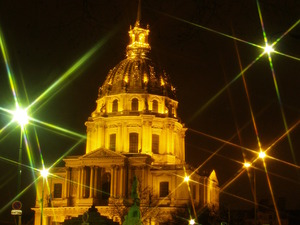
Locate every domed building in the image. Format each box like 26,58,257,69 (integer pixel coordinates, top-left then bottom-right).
32,11,219,225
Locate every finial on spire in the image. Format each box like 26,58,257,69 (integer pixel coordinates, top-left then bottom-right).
135,0,141,27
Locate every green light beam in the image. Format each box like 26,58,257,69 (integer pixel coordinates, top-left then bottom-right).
0,178,38,214
157,10,263,49
257,0,298,173
31,118,86,140
0,27,20,108
28,30,115,111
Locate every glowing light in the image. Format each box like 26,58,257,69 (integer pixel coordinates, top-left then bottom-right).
244,162,251,168
264,44,274,55
259,151,266,159
124,75,128,83
160,77,165,86
184,176,190,182
189,219,195,225
40,168,49,178
143,74,148,83
13,108,29,127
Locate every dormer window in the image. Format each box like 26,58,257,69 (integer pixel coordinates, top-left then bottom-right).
152,100,158,113
112,99,118,112
131,98,139,111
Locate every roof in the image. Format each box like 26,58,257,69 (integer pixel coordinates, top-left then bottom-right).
98,21,176,99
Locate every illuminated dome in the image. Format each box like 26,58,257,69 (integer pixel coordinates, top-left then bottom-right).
98,21,176,99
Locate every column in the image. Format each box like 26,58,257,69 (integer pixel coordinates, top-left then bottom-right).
110,165,115,197
80,167,85,198
119,166,124,198
65,167,70,199
93,166,98,198
113,166,118,197
76,167,81,198
89,166,94,198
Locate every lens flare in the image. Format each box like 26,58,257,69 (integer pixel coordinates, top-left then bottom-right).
40,168,49,178
13,107,29,127
263,43,274,55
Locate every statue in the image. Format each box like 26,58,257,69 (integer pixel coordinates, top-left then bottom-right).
123,176,143,225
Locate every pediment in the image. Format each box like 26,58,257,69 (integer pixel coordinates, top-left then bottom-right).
80,148,126,159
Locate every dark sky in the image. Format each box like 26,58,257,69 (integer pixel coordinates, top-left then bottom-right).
0,0,299,223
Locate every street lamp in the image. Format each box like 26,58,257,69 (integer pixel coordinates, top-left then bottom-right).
189,218,195,224
40,168,49,225
12,107,29,191
13,108,29,127
258,151,266,159
263,43,274,55
11,107,29,225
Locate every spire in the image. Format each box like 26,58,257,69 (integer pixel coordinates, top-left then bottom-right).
135,0,141,27
126,0,150,58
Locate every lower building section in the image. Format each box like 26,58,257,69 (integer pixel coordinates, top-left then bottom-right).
32,149,219,225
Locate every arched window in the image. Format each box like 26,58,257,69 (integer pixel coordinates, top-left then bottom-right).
152,134,159,154
152,100,158,113
131,98,139,111
112,99,118,112
110,134,116,151
129,133,138,153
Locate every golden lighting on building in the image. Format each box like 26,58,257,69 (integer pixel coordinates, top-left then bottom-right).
143,74,148,83
124,74,128,83
160,77,165,86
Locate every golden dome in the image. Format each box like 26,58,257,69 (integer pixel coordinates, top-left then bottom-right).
98,22,176,99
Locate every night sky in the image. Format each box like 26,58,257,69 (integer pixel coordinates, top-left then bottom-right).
0,0,299,223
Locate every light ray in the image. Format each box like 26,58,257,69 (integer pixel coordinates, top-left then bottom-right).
187,52,264,124
28,31,115,111
273,50,300,61
31,118,86,140
271,19,300,50
261,158,282,225
232,31,263,156
256,0,298,174
0,27,19,107
157,10,263,49
189,128,257,154
50,138,85,168
265,119,300,152
0,178,38,214
184,166,197,222
188,101,274,179
158,8,299,61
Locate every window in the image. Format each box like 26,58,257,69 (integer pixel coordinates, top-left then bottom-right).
152,100,158,113
112,99,118,112
131,98,139,111
129,133,138,153
53,183,62,198
110,134,116,151
152,134,159,154
159,182,169,197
